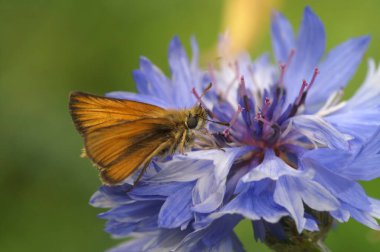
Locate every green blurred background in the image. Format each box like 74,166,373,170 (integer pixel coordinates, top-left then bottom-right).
1,0,380,251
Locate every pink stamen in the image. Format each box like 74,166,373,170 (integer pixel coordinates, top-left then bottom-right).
223,105,242,138
286,49,296,67
229,105,242,128
295,80,308,105
278,49,296,87
239,76,251,113
256,112,262,120
263,97,271,115
306,68,319,91
239,76,247,96
279,64,286,86
255,112,272,125
265,97,271,106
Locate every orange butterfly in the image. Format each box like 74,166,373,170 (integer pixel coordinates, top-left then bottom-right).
69,88,223,185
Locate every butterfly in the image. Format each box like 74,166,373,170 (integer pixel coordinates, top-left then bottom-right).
69,85,226,186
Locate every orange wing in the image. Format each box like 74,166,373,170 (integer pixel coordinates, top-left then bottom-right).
88,119,175,184
69,92,176,184
69,91,165,134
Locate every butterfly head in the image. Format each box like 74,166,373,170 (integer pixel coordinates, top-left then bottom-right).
186,105,208,130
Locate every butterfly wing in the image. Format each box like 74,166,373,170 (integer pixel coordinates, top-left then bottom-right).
69,92,178,184
88,118,176,184
69,91,165,134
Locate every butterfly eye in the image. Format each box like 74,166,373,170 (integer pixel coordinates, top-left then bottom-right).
187,115,199,129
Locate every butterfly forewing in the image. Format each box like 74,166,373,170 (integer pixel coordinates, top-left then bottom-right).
69,92,165,134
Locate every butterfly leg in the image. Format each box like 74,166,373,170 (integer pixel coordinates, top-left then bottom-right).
179,130,188,155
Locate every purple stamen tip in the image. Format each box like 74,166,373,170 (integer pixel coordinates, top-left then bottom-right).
265,97,271,106
307,67,320,91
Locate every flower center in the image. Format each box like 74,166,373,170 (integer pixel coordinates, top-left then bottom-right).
209,54,321,169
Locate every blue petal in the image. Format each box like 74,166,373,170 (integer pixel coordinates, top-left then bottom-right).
271,11,296,63
128,181,190,201
168,36,196,108
222,180,288,223
147,155,212,183
137,57,173,100
106,91,172,108
348,204,380,230
369,198,380,219
220,232,246,252
105,216,158,237
274,176,306,232
291,115,351,150
331,208,350,223
158,183,193,228
345,129,380,180
274,176,339,232
201,215,242,248
107,234,153,252
346,59,380,108
304,154,372,211
307,36,370,109
285,7,325,103
293,177,339,212
326,108,380,143
304,215,319,232
242,149,302,182
249,54,277,92
317,129,380,181
175,215,242,251
99,200,162,222
191,147,252,213
89,185,132,208
112,229,190,252
190,36,199,71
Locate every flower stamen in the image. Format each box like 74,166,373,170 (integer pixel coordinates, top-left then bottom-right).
279,49,296,86
306,68,320,92
223,105,242,138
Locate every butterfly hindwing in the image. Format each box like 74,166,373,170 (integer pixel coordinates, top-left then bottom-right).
87,118,176,184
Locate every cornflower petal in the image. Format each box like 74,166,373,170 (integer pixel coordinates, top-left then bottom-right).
221,179,288,223
158,183,193,228
290,114,351,149
307,36,370,109
242,149,302,182
285,6,325,103
271,11,295,63
190,147,252,213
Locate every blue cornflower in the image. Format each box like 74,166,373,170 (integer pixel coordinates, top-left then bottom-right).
91,6,380,251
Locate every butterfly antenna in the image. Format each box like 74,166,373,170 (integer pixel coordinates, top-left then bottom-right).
200,82,212,98
205,118,230,126
192,83,215,118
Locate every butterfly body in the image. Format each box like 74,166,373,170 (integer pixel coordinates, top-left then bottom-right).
69,92,207,185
